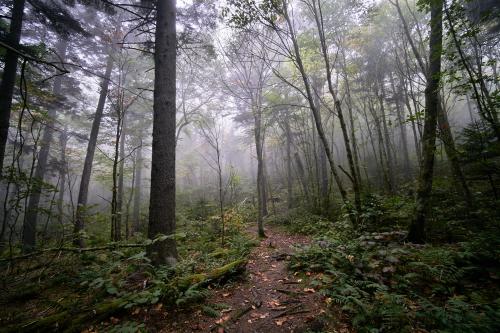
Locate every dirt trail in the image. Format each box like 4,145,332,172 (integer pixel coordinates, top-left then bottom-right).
156,226,333,333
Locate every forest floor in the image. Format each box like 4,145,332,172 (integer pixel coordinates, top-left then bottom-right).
142,226,348,333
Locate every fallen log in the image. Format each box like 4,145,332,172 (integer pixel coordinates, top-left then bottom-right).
175,259,247,290
5,259,248,333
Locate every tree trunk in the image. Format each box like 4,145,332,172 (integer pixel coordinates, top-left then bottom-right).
57,128,68,226
389,72,411,176
437,102,473,208
74,53,114,247
132,139,142,233
22,39,67,252
284,117,293,209
280,1,350,217
408,0,443,243
378,79,397,190
254,111,266,237
147,0,178,266
0,0,25,178
294,152,310,203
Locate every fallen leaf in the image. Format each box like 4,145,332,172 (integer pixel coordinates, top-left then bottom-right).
215,315,230,324
276,319,286,326
259,312,269,319
222,293,231,297
304,287,315,293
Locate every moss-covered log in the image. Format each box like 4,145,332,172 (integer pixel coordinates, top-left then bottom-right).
3,259,247,333
175,259,247,290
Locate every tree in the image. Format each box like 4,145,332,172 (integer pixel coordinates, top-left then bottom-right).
0,0,26,178
73,51,114,247
407,0,443,243
147,0,178,266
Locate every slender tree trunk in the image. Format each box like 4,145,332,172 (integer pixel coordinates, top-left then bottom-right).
437,102,473,207
408,0,443,243
284,117,293,209
57,128,68,226
310,0,361,216
254,111,266,237
111,111,124,242
74,53,114,247
280,1,350,216
132,139,142,233
0,0,25,178
378,79,397,190
389,72,411,176
294,152,310,203
147,0,178,265
342,49,363,188
22,39,67,252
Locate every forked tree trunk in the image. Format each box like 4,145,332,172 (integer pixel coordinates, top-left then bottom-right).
408,0,443,243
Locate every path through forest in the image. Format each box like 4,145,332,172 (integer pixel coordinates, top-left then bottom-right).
154,226,345,332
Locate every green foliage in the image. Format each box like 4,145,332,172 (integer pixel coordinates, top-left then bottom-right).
289,226,500,332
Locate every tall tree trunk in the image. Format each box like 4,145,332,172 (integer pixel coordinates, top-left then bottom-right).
117,121,125,240
408,0,443,243
0,0,25,177
254,110,266,237
312,78,329,211
74,53,114,247
280,1,350,217
132,139,142,233
111,112,124,242
22,39,67,252
377,79,397,190
57,128,68,226
147,0,178,265
341,49,363,188
311,0,361,217
284,117,293,209
389,72,411,176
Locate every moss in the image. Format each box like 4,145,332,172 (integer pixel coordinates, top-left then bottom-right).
175,259,247,291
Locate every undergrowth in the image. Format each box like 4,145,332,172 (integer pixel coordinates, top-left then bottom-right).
272,189,500,333
0,204,257,332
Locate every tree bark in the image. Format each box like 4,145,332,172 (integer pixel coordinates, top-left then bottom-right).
147,0,178,265
0,0,25,177
408,0,443,243
74,53,114,247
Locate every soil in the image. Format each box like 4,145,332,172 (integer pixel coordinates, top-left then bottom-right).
141,226,349,333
